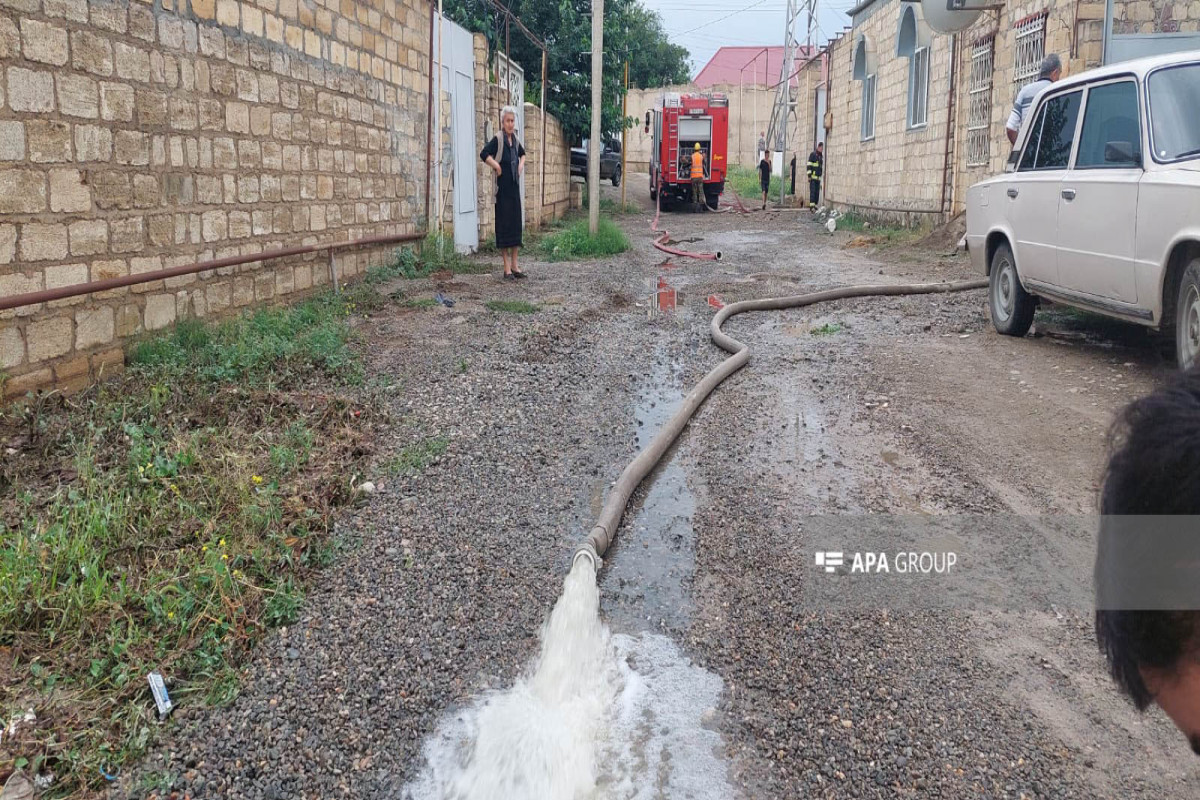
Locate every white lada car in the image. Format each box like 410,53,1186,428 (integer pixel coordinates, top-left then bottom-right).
965,52,1200,368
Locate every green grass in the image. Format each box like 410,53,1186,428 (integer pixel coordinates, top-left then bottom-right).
485,300,540,314
384,436,449,476
0,282,392,796
536,217,629,261
384,233,491,280
810,322,844,336
726,163,786,203
833,211,912,242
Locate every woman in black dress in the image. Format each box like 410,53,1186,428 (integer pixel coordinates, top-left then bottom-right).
480,106,527,280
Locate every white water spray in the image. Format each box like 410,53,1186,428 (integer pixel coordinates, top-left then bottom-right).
406,560,735,800
407,559,619,800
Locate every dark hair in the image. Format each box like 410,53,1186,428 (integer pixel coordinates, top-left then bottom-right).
1096,367,1200,709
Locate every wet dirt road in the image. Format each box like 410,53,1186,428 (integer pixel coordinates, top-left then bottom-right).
119,174,1199,799
591,175,1198,798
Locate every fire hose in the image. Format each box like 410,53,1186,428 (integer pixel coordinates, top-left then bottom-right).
572,210,988,567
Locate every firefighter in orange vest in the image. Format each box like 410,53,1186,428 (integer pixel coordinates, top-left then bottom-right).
690,142,706,212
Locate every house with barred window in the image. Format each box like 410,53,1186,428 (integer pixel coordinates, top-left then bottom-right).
814,0,1199,222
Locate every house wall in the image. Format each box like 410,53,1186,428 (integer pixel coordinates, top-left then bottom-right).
950,0,1105,215
821,0,1116,223
0,0,431,399
824,0,957,222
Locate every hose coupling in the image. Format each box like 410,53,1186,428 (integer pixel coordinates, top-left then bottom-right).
572,542,602,572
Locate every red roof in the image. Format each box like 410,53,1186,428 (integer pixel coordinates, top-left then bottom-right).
694,46,827,88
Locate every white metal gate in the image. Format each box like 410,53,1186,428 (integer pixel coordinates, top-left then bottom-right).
495,53,525,224
435,16,478,253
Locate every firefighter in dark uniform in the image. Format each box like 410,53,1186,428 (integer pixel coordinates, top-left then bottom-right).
806,142,824,210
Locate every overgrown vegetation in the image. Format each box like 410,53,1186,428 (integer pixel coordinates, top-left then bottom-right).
485,300,541,314
726,163,787,203
386,233,491,281
0,277,404,795
536,217,629,261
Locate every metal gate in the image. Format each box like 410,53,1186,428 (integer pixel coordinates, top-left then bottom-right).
435,16,478,253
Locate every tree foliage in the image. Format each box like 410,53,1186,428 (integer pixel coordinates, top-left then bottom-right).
442,0,691,141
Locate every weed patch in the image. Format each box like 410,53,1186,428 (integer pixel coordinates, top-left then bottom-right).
485,300,540,314
384,436,449,477
536,217,629,261
810,322,844,336
0,287,385,796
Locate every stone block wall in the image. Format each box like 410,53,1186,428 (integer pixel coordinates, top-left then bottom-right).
0,0,431,399
823,0,956,221
520,102,571,227
1113,0,1200,33
817,0,1116,223
950,0,1104,215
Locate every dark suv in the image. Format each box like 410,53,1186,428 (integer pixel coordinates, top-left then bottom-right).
570,139,622,186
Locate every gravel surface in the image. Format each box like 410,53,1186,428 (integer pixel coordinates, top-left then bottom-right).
113,176,1200,799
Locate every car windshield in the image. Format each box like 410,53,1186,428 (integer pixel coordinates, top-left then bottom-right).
1148,63,1200,161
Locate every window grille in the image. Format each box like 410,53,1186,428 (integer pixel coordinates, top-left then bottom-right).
967,37,994,166
1013,13,1047,84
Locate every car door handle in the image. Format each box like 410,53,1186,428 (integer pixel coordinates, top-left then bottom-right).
1006,188,1019,198
1061,188,1076,201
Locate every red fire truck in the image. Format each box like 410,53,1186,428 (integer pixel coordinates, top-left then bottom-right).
646,93,729,210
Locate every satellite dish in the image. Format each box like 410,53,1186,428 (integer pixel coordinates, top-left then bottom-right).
921,0,984,33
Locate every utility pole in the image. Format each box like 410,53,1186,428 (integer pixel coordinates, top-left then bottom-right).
588,0,604,236
620,60,628,210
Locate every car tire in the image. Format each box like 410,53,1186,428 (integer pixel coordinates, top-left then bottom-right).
989,241,1035,337
705,191,719,210
1174,258,1200,370
612,166,622,187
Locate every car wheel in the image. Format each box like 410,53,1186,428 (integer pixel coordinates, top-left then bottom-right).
1174,258,1200,370
612,166,622,187
989,242,1035,337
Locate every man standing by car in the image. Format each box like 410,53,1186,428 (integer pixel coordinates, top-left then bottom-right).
1006,54,1063,145
806,142,824,210
691,143,706,212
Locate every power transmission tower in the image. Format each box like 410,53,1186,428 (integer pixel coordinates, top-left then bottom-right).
764,0,814,205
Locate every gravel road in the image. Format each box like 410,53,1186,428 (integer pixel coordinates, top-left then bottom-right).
114,175,1200,799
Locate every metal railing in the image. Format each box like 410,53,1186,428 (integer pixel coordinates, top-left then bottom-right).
0,231,425,313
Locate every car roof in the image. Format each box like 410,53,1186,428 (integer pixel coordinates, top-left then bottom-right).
1055,49,1200,88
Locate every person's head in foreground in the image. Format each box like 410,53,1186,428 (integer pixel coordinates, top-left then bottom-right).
1096,367,1200,756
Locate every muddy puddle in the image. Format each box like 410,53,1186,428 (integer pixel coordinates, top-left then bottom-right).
599,355,697,633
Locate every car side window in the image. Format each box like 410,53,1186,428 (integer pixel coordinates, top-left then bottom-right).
1075,81,1141,168
1033,90,1083,170
1017,103,1047,172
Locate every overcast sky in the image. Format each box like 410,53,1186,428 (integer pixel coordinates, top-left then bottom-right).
640,0,862,75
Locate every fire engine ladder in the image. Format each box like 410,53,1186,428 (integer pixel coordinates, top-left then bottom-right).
666,117,678,182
